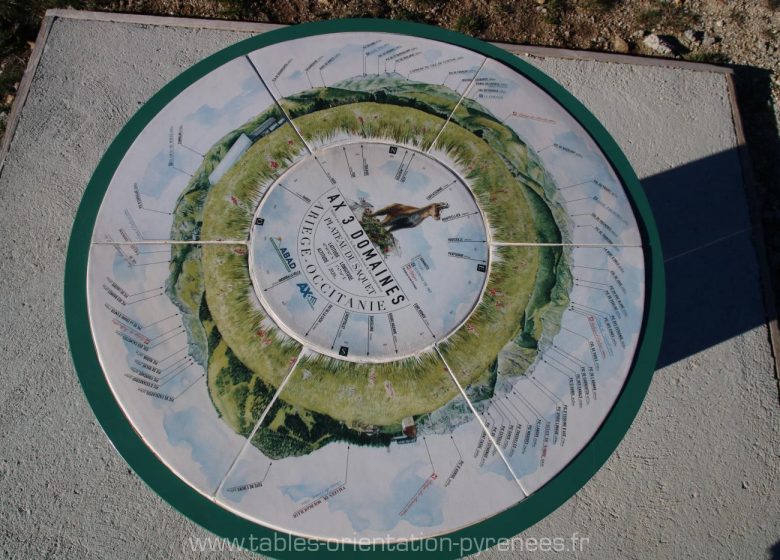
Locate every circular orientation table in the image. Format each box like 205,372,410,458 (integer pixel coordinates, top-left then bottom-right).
65,19,663,555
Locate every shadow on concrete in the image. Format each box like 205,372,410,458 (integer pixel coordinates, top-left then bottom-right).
769,539,780,560
644,63,779,370
643,146,774,369
730,63,780,315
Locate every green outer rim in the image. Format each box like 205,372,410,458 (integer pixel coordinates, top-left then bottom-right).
64,18,665,559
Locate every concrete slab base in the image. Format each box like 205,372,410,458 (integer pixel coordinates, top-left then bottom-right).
0,11,777,559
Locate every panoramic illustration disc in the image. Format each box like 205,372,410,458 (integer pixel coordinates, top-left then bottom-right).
67,20,662,551
248,142,489,361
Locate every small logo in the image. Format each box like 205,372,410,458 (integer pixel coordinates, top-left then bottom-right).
270,237,296,272
297,283,317,308
339,346,349,357
477,263,487,273
388,146,398,154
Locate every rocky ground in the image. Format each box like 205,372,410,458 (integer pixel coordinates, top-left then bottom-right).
1,0,778,313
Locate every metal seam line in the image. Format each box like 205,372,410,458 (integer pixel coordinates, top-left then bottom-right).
212,346,308,498
426,57,487,154
245,54,314,155
434,344,530,497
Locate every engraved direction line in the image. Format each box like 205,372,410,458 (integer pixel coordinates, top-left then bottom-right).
157,346,188,364
149,329,186,349
501,111,556,125
489,399,511,424
127,286,164,298
546,343,588,368
569,307,596,321
157,362,194,389
157,364,193,386
171,165,193,177
331,311,350,350
149,325,182,342
494,398,522,425
314,156,339,186
426,179,458,200
564,196,595,204
447,252,487,264
360,145,369,176
225,462,272,494
557,180,592,191
160,357,194,378
434,345,528,496
560,325,590,341
138,249,171,255
214,348,306,497
128,260,170,268
572,264,608,271
576,283,608,294
542,358,575,380
574,279,610,288
263,270,302,291
484,403,506,426
342,147,356,178
450,435,462,460
388,314,399,354
279,182,312,204
414,304,436,338
543,353,578,375
262,462,273,484
528,375,564,406
422,437,435,475
395,152,415,182
179,142,205,158
570,301,610,319
304,59,317,88
125,292,165,305
305,303,333,337
344,446,351,485
441,210,480,223
138,207,172,216
503,395,531,424
366,316,372,357
174,373,205,399
395,150,408,172
161,354,190,373
512,389,543,419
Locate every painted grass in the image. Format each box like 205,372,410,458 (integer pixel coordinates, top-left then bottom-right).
281,352,455,427
433,121,540,242
197,103,564,427
173,82,571,446
293,101,440,150
200,125,306,241
201,245,301,430
439,246,539,384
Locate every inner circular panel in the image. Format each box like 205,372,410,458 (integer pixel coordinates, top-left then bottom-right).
249,142,490,362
